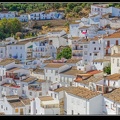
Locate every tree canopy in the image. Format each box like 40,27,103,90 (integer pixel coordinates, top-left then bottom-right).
57,46,72,59
0,18,22,40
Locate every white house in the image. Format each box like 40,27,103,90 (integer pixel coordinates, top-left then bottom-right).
92,59,110,71
6,40,32,63
69,23,80,37
19,14,29,22
111,45,120,74
0,43,6,59
0,11,18,20
64,86,103,115
47,30,66,37
31,96,60,115
59,66,85,87
44,63,71,83
103,88,120,115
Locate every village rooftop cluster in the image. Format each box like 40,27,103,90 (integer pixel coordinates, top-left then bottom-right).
0,3,120,115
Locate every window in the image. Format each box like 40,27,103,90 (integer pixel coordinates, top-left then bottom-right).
22,84,24,87
78,113,80,115
84,45,87,48
98,86,102,91
94,53,97,56
39,92,42,96
16,47,17,49
113,59,114,63
99,47,101,50
49,77,51,80
55,94,57,98
30,92,32,96
117,59,119,67
56,78,58,81
101,63,102,65
6,107,7,110
84,51,87,55
1,105,3,109
51,93,53,97
29,109,31,113
46,69,47,73
90,53,92,56
93,42,95,44
15,108,18,113
22,90,25,94
10,47,12,49
72,110,74,115
94,47,96,50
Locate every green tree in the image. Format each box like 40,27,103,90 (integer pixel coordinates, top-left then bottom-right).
103,65,111,74
67,3,76,10
73,6,82,13
57,46,72,59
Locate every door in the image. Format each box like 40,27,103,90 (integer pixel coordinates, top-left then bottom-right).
116,40,118,45
107,41,110,47
20,108,23,115
106,50,108,55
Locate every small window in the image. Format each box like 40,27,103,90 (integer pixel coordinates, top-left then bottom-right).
1,105,3,109
55,94,57,98
16,47,17,49
94,47,96,50
113,59,114,63
99,47,101,50
22,84,24,87
15,108,18,113
6,107,7,110
30,92,32,96
101,63,102,65
51,93,53,97
90,53,92,56
93,42,95,44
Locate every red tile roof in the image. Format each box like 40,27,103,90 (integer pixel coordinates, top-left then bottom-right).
87,70,102,75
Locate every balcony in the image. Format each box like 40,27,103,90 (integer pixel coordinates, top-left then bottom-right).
28,86,42,91
33,50,45,52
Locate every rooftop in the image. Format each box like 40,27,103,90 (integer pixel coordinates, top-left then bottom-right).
86,70,103,75
75,76,103,85
6,95,19,99
106,73,120,81
93,59,110,63
33,68,44,74
39,96,54,101
60,67,85,76
6,67,20,73
45,63,66,68
111,53,120,57
20,98,30,105
103,88,120,104
22,77,37,83
8,99,25,108
0,58,15,66
1,83,20,88
36,79,46,83
65,86,100,99
65,59,82,63
54,87,67,92
103,31,120,39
